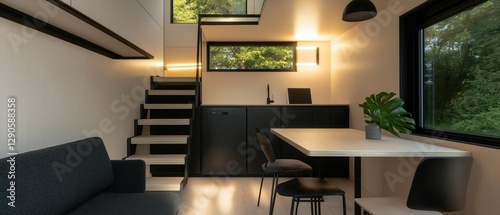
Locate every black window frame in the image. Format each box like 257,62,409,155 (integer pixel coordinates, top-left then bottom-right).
207,41,297,72
400,0,500,148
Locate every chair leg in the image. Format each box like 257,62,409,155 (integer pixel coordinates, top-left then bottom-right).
269,174,279,215
257,173,264,206
310,197,314,215
315,197,320,215
318,197,321,215
295,197,300,215
290,197,296,215
341,194,346,215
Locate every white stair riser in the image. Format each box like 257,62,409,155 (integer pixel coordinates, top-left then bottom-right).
146,177,184,191
137,119,190,125
131,135,189,144
149,90,195,96
144,104,192,110
125,154,186,165
153,77,196,83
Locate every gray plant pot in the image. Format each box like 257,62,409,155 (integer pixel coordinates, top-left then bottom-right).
365,124,381,140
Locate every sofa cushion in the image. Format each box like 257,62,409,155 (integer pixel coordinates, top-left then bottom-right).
66,192,180,215
0,137,113,215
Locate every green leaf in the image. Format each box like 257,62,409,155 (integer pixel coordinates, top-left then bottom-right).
358,91,416,137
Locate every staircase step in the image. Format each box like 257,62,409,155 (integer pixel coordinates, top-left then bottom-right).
125,154,186,165
137,119,190,125
153,77,197,83
149,90,195,96
144,104,192,110
131,135,189,144
146,177,184,191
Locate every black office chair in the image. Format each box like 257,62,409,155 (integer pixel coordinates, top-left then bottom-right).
276,178,346,215
407,156,473,212
255,127,313,215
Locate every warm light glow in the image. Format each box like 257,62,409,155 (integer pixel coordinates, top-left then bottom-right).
166,67,201,71
297,46,318,50
296,62,318,66
217,185,235,213
197,180,236,213
165,63,201,71
151,61,164,67
294,3,319,40
295,28,319,41
296,47,319,66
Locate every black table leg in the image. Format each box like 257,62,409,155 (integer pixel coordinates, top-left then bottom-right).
355,157,361,215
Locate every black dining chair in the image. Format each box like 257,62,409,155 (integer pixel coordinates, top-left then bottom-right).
276,177,346,215
356,156,473,215
255,127,313,215
407,156,473,212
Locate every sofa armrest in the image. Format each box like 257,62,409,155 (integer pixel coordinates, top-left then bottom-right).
108,160,146,193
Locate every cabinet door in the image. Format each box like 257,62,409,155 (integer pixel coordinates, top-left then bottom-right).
281,106,312,128
283,106,350,177
312,106,350,128
280,106,316,174
201,107,246,176
330,106,350,128
247,106,282,175
312,107,332,128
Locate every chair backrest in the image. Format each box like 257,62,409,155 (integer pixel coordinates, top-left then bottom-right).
255,127,276,163
407,156,473,212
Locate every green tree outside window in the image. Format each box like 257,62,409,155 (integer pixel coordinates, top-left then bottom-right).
172,0,246,23
422,0,500,137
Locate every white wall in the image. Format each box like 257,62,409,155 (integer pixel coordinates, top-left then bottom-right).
331,0,500,214
163,0,199,77
202,41,333,105
0,0,164,159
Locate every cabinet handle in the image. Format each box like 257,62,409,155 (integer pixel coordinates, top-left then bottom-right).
211,111,231,115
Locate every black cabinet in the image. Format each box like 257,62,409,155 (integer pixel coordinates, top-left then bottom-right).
281,106,350,177
199,105,350,177
246,107,282,175
282,106,312,128
313,106,350,128
201,107,247,175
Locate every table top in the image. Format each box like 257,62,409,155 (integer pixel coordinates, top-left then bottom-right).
271,128,471,157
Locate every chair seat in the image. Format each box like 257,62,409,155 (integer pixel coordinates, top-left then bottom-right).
355,197,442,215
277,178,345,197
262,159,312,174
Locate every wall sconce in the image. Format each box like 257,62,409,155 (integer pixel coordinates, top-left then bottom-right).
165,63,201,71
296,46,319,66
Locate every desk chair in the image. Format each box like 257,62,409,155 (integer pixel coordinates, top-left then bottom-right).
356,156,473,215
255,127,313,215
276,178,346,215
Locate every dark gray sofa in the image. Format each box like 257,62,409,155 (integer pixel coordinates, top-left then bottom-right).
0,137,179,215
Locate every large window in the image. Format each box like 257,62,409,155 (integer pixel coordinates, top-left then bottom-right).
207,42,296,72
172,0,247,24
401,0,500,147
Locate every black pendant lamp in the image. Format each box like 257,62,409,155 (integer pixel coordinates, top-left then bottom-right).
342,0,377,22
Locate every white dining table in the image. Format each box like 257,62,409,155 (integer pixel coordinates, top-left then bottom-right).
270,128,471,215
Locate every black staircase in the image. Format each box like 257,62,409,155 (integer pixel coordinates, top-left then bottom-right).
126,76,196,191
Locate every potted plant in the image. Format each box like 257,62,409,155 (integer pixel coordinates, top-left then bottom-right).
359,91,416,139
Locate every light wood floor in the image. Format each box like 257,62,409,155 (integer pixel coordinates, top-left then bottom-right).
176,177,374,215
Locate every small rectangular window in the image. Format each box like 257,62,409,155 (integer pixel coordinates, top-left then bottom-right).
207,42,297,72
172,0,247,24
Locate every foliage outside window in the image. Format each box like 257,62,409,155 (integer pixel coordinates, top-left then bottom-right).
207,42,296,72
172,0,246,24
401,0,500,147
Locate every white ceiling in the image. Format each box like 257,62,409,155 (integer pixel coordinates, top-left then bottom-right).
201,0,391,41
